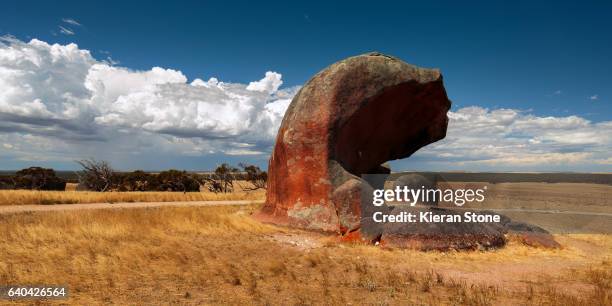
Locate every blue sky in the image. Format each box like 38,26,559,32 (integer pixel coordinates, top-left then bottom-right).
0,1,610,171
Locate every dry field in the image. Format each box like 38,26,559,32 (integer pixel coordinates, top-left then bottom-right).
0,182,265,206
437,182,612,234
439,182,611,213
0,204,610,305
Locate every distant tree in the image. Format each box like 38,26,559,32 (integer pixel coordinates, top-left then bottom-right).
214,163,239,193
13,167,66,190
201,163,239,193
238,163,267,190
76,159,116,192
156,170,200,192
118,170,159,191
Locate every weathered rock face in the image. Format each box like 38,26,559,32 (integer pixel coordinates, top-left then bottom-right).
256,52,451,233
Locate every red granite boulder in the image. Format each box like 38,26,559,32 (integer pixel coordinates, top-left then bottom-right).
256,52,451,233
256,52,560,251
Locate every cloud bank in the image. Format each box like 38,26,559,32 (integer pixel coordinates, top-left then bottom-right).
0,36,610,171
0,36,296,168
405,107,611,171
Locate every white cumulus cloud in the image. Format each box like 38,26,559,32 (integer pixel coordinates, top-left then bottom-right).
0,36,295,168
246,71,283,93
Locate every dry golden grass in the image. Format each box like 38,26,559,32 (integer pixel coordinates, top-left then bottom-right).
0,182,265,205
0,190,264,205
0,205,609,305
64,183,78,192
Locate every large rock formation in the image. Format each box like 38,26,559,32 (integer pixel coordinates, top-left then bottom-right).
256,52,557,250
257,52,450,233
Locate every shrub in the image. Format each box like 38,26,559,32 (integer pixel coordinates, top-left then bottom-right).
117,170,159,191
13,167,66,190
156,170,201,192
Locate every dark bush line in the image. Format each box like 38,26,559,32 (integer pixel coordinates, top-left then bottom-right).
75,159,267,193
112,169,202,192
0,161,268,193
0,167,66,191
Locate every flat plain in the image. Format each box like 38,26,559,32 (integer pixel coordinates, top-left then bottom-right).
0,204,609,305
0,179,610,305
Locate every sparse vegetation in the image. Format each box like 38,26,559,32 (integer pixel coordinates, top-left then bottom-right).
0,162,268,205
70,159,266,194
